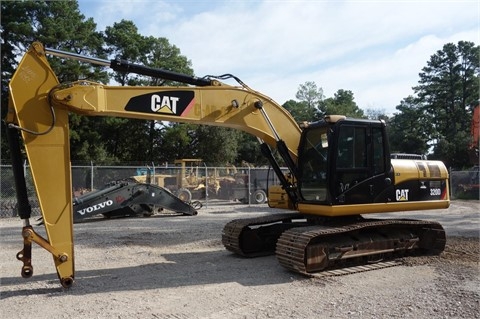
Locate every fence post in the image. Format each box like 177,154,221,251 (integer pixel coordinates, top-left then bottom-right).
248,166,251,206
449,167,453,199
152,162,156,185
90,161,94,191
204,163,208,208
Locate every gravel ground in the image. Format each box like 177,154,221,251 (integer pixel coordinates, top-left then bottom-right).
1,200,479,319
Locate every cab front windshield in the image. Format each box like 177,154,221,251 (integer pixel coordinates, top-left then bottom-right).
298,126,329,201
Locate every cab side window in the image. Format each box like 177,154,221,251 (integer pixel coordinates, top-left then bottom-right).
335,126,368,195
372,127,385,174
337,126,367,169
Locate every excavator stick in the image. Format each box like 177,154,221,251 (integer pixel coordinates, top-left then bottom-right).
6,43,75,287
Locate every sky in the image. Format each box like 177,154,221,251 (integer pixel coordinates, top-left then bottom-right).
78,0,479,115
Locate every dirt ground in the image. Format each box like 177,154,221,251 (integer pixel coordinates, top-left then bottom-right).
1,200,479,319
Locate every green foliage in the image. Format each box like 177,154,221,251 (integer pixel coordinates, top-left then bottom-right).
194,126,242,166
142,36,194,86
105,21,194,86
105,19,146,85
430,133,471,167
365,108,389,121
155,123,196,163
387,41,478,168
412,41,479,168
387,96,432,155
104,20,200,164
1,0,109,163
283,100,312,122
0,1,45,160
290,81,324,121
235,132,269,166
320,89,365,118
69,114,119,165
154,123,242,166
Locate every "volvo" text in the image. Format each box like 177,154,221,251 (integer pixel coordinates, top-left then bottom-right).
77,200,113,215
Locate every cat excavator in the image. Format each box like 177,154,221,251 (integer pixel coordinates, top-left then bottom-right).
5,42,449,288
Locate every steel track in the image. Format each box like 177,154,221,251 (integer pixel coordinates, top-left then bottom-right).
222,213,446,276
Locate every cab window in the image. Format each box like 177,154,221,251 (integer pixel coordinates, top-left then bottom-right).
335,126,368,196
298,127,328,201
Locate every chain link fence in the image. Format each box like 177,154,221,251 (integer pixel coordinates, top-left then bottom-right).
450,167,479,200
0,162,285,218
1,163,478,218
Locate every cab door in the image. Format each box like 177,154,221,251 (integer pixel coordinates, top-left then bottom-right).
330,120,392,205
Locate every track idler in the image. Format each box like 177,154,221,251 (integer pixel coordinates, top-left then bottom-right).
222,213,305,257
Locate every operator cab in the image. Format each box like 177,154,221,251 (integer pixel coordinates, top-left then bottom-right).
297,116,393,206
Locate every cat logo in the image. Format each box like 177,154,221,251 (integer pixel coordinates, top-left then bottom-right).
396,189,409,201
151,95,179,113
124,91,195,116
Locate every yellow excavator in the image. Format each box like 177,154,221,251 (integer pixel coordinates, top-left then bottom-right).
5,42,449,288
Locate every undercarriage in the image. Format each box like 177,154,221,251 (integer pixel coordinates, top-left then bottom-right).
222,213,446,275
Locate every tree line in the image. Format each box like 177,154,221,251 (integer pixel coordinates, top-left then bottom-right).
1,1,478,169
